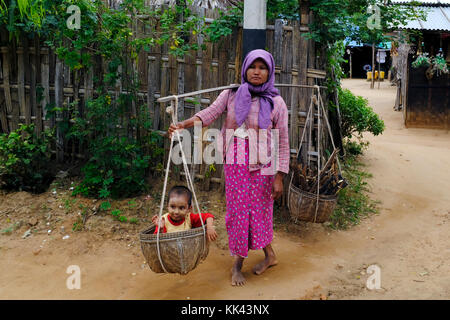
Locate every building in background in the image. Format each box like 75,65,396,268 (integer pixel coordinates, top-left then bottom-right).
391,0,449,129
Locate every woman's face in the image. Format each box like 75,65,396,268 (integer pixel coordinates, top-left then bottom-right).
246,58,269,86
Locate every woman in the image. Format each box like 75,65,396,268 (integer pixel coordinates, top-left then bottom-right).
168,49,289,286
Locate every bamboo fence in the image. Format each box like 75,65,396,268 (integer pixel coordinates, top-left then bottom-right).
0,4,331,205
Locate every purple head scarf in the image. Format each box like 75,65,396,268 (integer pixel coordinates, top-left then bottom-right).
234,49,280,129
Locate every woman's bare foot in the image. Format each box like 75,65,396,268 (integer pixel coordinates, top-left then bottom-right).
252,244,278,275
231,256,246,286
252,255,278,275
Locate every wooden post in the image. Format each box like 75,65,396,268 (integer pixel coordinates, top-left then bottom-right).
298,0,310,165
41,47,50,131
148,55,159,130
131,18,138,141
307,12,316,87
290,21,300,152
378,52,381,89
160,49,170,171
349,51,352,79
22,34,31,126
282,21,293,101
234,28,243,84
0,93,6,134
72,68,80,162
193,7,204,185
274,19,283,85
227,30,236,84
55,55,64,162
0,45,14,132
17,46,27,126
34,37,42,134
29,37,37,131
218,32,229,87
0,44,6,132
371,43,375,89
84,62,94,109
177,58,185,122
201,42,214,191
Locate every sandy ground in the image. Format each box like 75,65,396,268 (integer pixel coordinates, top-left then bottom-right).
0,79,449,300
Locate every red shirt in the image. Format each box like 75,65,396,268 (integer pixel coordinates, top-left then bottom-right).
153,212,214,234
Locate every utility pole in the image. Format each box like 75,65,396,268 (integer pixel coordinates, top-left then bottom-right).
242,0,267,58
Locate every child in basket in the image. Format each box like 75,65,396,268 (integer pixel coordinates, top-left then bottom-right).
152,185,218,242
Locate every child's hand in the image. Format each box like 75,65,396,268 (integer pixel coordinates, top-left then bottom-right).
151,215,165,229
206,226,218,242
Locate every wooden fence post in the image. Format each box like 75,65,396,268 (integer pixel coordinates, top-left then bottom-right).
41,47,50,131
55,54,64,162
298,1,310,166
17,45,27,126
0,45,13,132
274,19,283,85
148,55,158,130
192,7,204,185
72,68,80,162
160,47,170,176
33,37,42,135
22,34,31,126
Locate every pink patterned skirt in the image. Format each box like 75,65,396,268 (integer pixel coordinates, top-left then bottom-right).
224,137,274,258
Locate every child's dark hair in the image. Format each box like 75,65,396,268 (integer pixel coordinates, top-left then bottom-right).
168,185,192,206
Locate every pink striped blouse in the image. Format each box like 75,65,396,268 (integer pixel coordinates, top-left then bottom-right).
194,89,290,175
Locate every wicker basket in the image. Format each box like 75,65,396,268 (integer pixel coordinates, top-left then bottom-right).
139,224,209,275
288,183,338,223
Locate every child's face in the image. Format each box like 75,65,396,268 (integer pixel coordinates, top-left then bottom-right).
168,194,191,222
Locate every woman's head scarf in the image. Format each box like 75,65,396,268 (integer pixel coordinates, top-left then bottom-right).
234,49,280,129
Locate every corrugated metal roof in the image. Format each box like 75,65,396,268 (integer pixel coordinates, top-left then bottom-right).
391,0,450,6
397,6,450,30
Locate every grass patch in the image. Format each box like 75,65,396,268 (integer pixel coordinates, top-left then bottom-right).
327,142,379,229
1,221,22,235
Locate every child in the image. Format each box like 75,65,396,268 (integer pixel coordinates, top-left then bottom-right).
152,185,218,242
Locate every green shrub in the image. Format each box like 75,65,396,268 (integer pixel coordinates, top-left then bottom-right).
328,153,379,229
129,217,139,224
344,140,369,156
67,92,163,200
331,88,385,139
0,124,55,193
71,135,151,199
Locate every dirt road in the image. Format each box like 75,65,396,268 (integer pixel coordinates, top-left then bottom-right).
1,79,449,299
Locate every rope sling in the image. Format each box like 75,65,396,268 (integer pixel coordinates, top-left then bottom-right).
287,86,343,223
140,98,208,275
